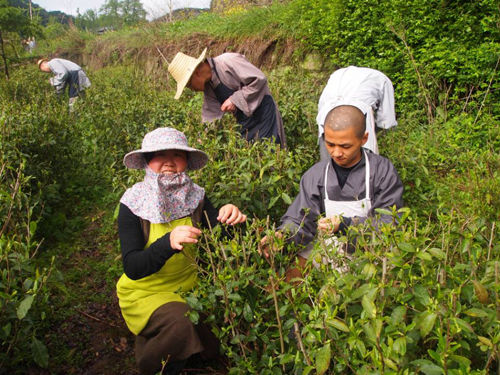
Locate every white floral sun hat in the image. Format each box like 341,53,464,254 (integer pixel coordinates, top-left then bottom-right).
168,48,207,100
123,127,208,170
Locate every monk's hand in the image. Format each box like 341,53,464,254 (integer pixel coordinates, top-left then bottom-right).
318,216,341,234
220,98,236,113
218,204,247,225
170,225,202,250
259,231,283,258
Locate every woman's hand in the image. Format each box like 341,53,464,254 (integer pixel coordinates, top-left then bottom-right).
217,204,247,225
318,216,340,234
259,231,283,258
170,225,202,250
220,98,236,113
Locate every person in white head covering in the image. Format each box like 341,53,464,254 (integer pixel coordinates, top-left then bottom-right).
168,49,286,147
116,127,246,375
317,66,397,159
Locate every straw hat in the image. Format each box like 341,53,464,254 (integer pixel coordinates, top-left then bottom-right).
168,48,207,100
37,58,48,69
123,127,208,170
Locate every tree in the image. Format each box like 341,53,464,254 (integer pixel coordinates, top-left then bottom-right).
0,0,30,78
121,0,146,26
100,0,122,28
75,0,146,30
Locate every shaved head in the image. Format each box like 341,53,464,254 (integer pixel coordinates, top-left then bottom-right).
324,105,366,138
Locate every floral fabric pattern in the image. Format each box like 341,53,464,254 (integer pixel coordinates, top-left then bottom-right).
120,167,205,224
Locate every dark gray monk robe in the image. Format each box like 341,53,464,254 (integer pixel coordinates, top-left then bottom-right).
279,150,404,247
202,53,286,146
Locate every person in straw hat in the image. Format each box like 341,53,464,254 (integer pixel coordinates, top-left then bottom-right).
37,57,91,110
168,49,286,147
116,127,246,375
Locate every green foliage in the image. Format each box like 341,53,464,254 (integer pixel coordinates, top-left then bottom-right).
187,210,499,373
75,0,146,31
280,0,500,116
1,1,499,371
0,160,54,369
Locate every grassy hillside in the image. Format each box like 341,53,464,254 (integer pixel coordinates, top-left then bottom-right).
1,0,499,373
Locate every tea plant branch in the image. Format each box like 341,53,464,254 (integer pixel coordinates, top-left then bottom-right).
293,322,311,366
390,25,434,123
0,166,21,238
487,222,495,261
461,85,475,114
269,275,285,370
1,320,19,368
473,56,499,126
381,256,387,297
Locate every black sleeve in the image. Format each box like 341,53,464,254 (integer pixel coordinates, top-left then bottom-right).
199,197,241,238
200,197,219,230
118,203,176,280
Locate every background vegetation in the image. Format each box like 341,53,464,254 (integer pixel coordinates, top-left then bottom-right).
0,0,498,373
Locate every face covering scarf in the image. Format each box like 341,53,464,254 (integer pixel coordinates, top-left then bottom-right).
120,167,205,224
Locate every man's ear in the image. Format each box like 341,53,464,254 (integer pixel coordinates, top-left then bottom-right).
361,131,369,146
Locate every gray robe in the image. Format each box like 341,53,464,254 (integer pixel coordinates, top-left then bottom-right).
279,150,404,246
48,58,91,94
202,53,286,146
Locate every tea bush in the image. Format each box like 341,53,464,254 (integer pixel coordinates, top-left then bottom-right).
187,209,499,374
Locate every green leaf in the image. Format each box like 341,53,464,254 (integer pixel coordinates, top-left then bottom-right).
449,355,471,368
29,221,37,236
464,308,490,318
281,192,292,205
393,336,407,355
414,284,431,306
428,248,445,259
17,294,35,320
411,359,443,375
31,337,49,368
327,318,349,332
477,336,492,348
351,284,375,300
398,242,415,253
362,295,376,319
2,323,11,338
315,343,331,375
453,318,474,334
391,306,406,325
228,293,242,301
243,303,253,322
113,202,120,220
268,195,280,209
363,322,377,343
375,208,392,216
419,312,437,337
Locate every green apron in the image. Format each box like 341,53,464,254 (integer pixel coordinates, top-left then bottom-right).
117,217,198,335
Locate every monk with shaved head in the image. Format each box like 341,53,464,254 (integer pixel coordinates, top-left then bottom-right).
261,104,403,277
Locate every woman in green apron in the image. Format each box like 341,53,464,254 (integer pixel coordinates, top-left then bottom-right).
117,127,247,375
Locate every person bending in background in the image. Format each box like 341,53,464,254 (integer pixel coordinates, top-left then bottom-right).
37,58,91,111
168,48,286,147
261,105,403,275
317,66,397,159
116,127,247,375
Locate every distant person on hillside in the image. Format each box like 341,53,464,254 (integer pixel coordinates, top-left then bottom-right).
260,105,403,277
37,58,91,111
168,48,286,147
317,66,397,159
116,127,247,375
